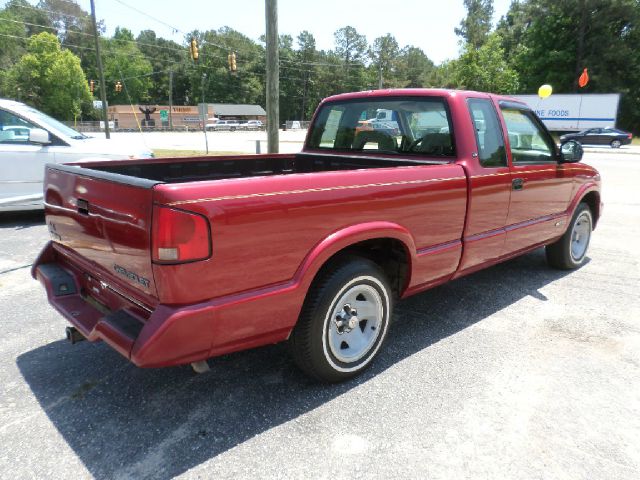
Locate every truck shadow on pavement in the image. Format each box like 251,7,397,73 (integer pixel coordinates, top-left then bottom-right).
17,249,576,480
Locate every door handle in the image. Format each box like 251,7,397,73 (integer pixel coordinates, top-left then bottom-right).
512,178,524,190
77,198,89,215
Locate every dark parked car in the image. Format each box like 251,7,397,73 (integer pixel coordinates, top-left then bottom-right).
560,128,632,148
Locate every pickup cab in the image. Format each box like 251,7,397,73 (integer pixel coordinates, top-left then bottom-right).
33,89,601,382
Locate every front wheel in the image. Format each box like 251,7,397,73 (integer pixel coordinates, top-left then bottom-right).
546,203,593,269
289,257,393,382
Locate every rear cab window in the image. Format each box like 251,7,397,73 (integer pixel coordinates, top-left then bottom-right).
307,96,455,158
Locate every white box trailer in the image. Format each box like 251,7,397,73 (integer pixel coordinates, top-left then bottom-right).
511,93,621,132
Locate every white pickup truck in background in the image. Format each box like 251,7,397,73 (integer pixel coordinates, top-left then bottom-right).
0,99,153,211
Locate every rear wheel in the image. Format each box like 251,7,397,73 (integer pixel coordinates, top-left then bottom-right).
289,257,392,382
546,203,593,269
611,139,622,148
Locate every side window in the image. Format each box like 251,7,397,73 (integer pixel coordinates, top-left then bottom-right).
0,109,36,144
467,99,507,167
500,107,555,164
319,108,344,148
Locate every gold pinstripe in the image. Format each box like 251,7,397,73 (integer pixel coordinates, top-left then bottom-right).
167,176,467,206
471,167,596,179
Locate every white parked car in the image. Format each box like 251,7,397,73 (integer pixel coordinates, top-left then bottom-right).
242,120,264,130
0,99,153,211
205,119,241,131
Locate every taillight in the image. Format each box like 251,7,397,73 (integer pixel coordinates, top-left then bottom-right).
152,206,211,263
628,133,633,139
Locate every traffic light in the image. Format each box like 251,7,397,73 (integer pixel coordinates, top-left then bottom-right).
190,38,199,62
115,81,122,93
228,51,237,73
89,79,94,93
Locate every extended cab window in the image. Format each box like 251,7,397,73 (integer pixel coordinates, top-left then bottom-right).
307,97,455,157
467,99,506,167
500,106,556,163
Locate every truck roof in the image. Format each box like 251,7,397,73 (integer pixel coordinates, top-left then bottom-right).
321,88,526,107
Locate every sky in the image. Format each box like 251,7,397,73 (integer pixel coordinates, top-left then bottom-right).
4,0,514,65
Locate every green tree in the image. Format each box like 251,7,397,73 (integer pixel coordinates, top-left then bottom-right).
137,29,187,104
296,31,318,120
185,27,264,108
455,0,495,49
499,0,640,133
369,34,400,88
6,0,54,37
450,33,519,93
0,8,25,76
394,46,436,88
102,27,153,104
5,32,92,119
0,0,56,92
38,0,103,85
279,34,300,121
333,26,369,92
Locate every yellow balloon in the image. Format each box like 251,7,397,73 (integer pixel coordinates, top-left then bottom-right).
538,84,553,99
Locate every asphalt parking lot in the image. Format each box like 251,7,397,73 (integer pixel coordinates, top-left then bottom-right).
1,150,638,479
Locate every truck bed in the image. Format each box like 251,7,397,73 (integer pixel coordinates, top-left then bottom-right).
84,152,446,184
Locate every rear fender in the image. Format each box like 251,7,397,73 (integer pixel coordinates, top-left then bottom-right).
293,221,417,294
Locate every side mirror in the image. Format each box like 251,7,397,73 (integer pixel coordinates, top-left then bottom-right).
559,140,583,163
29,128,50,144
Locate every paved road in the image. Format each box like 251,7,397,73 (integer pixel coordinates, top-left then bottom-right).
0,151,638,479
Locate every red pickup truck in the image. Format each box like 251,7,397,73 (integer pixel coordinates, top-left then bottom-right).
33,89,601,382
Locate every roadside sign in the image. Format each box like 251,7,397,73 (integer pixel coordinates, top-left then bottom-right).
93,100,103,109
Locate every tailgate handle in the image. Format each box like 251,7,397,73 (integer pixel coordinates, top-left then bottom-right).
77,198,89,215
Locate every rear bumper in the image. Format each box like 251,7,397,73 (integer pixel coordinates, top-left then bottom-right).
33,242,299,367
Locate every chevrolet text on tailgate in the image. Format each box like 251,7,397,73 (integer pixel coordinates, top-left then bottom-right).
33,89,601,382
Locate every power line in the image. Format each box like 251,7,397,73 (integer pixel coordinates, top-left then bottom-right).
110,0,260,58
0,16,189,56
4,5,350,68
5,2,86,21
0,31,96,51
112,0,183,35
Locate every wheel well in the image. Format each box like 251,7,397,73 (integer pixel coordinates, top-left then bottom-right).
581,191,600,228
317,238,410,297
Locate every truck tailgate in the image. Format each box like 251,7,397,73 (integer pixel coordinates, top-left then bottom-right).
43,164,160,299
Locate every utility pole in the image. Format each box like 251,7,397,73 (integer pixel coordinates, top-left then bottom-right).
201,73,208,154
265,0,279,153
168,68,174,130
90,0,110,139
378,63,383,90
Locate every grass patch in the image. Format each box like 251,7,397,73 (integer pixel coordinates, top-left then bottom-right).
153,149,245,158
632,137,639,146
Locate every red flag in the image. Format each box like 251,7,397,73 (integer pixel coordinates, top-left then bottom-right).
578,68,589,88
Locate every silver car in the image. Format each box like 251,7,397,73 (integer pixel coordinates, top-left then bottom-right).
205,120,241,131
